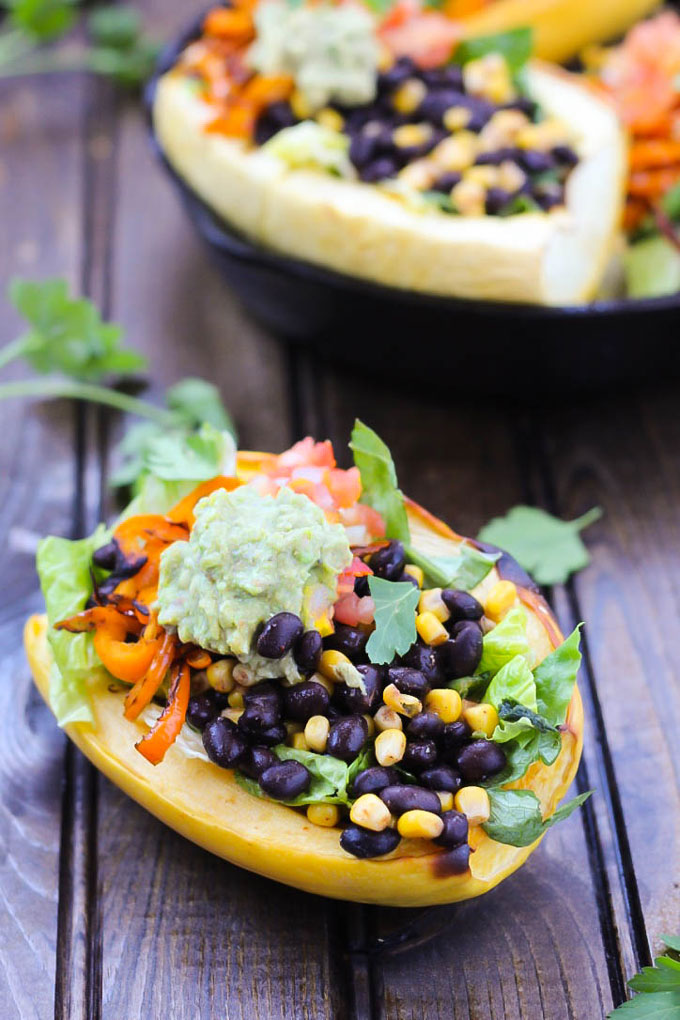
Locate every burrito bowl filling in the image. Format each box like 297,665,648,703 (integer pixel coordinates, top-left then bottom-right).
170,0,580,217
42,423,584,872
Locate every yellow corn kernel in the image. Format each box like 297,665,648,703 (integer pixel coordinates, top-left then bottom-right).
416,611,449,647
314,613,335,638
484,580,517,622
377,44,394,72
206,658,235,693
309,672,334,696
479,109,527,149
398,158,437,191
455,786,491,826
350,793,392,832
467,825,486,850
393,122,433,149
290,732,309,752
316,107,344,132
451,178,486,217
424,688,462,724
363,714,376,738
443,105,471,132
232,663,259,687
224,707,243,724
498,160,526,194
227,690,244,710
284,720,304,737
517,117,569,152
403,564,424,588
397,809,444,840
375,727,407,766
290,88,313,120
383,682,422,719
418,588,450,623
431,131,477,172
374,705,403,732
392,77,427,114
307,804,341,828
463,53,514,104
437,791,455,812
318,649,360,684
304,714,330,753
465,164,500,189
463,702,499,738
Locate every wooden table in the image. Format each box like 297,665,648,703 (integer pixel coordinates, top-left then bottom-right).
1,5,678,1016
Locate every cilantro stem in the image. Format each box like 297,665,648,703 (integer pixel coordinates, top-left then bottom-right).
570,507,603,532
0,337,31,372
0,377,176,425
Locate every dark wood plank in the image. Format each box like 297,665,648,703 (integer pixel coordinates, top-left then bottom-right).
312,364,617,1018
0,76,87,1020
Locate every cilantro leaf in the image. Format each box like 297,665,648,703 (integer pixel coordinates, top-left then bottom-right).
453,27,533,73
478,505,602,586
112,423,236,489
609,992,680,1018
485,728,562,785
350,419,410,542
165,377,236,434
87,5,142,49
498,700,558,733
366,576,419,665
483,788,592,847
661,937,680,954
6,0,78,41
629,960,680,995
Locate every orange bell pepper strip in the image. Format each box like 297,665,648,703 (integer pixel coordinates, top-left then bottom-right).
55,605,140,634
203,7,254,44
629,165,680,199
136,660,191,765
124,631,178,721
630,139,680,172
167,476,242,527
113,515,189,558
184,648,213,670
93,615,162,685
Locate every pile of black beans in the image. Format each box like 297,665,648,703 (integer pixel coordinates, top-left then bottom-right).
187,539,507,864
253,56,578,212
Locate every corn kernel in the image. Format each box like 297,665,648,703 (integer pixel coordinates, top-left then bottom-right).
465,165,500,189
375,728,407,766
316,107,344,132
498,160,526,194
393,122,433,149
304,714,330,752
233,663,260,687
463,702,499,738
437,791,455,812
285,720,304,736
416,611,449,646
463,53,514,104
224,707,243,724
383,682,422,719
398,158,437,190
479,109,527,150
374,705,403,732
363,714,376,738
290,732,309,751
484,580,517,621
350,793,392,832
443,105,472,132
319,649,361,684
290,88,313,120
392,78,427,115
468,825,487,850
377,44,394,72
516,117,569,151
403,564,424,588
431,131,477,172
425,688,462,724
206,658,235,693
451,178,486,217
418,588,450,623
227,690,244,710
397,809,444,840
455,786,490,826
309,672,334,696
307,803,340,828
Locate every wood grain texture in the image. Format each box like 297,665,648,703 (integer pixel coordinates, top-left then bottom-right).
0,76,87,1020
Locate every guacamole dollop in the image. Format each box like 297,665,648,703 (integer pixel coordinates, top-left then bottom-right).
248,0,379,111
157,485,352,681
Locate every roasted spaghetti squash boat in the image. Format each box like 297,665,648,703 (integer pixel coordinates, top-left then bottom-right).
26,422,587,907
152,0,626,305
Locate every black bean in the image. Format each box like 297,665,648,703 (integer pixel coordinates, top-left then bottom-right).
243,681,282,716
259,760,311,799
256,612,304,659
534,190,563,211
457,740,507,781
501,96,537,117
354,574,370,597
431,171,462,193
434,809,469,847
379,784,441,815
438,625,482,679
485,187,511,215
350,131,380,168
254,101,296,145
400,643,443,685
203,718,248,768
448,619,482,638
350,765,400,797
418,89,464,123
340,824,401,858
324,624,368,662
403,739,438,773
238,745,279,780
293,630,323,674
370,540,406,580
333,664,384,714
407,712,444,741
420,765,461,793
92,541,118,570
239,695,282,735
475,146,520,166
398,570,420,588
439,721,471,763
388,666,429,699
435,843,471,874
377,56,415,93
519,149,556,174
282,680,329,722
552,144,578,167
186,691,222,731
256,723,288,747
440,65,465,90
441,590,483,622
327,715,369,762
359,156,399,183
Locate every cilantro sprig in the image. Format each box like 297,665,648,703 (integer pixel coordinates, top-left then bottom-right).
0,0,159,87
609,936,680,1017
366,576,419,665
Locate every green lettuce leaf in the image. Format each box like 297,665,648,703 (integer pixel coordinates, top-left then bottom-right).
36,524,111,725
624,235,680,300
483,788,592,847
486,728,562,785
420,544,500,591
478,606,530,676
366,576,420,664
485,654,537,711
453,27,533,72
350,419,410,542
235,744,352,806
263,122,352,176
534,624,582,726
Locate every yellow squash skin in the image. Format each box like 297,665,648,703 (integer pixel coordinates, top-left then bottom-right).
457,0,660,64
24,452,584,906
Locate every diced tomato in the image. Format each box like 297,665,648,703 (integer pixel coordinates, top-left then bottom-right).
379,10,461,69
276,437,336,470
327,467,362,509
333,593,375,627
339,504,386,543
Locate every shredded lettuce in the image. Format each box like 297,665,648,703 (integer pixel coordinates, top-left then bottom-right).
534,624,582,726
478,606,530,676
235,744,353,806
263,122,353,177
624,236,680,299
483,788,592,847
485,654,538,743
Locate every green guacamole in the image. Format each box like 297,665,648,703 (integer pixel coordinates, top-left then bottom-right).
157,485,351,681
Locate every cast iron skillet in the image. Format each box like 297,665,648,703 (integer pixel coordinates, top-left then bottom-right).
144,14,680,392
